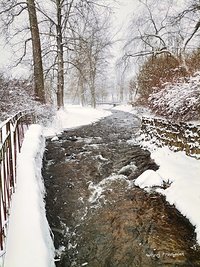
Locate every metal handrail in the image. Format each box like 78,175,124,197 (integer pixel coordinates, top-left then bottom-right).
0,111,34,255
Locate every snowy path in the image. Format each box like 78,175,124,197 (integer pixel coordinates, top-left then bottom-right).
3,125,55,267
43,110,200,267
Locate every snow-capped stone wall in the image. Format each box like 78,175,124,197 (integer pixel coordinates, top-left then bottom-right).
141,116,200,159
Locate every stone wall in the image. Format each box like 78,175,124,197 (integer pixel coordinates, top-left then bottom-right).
141,117,200,159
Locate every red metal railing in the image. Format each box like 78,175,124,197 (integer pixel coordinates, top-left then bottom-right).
0,111,34,256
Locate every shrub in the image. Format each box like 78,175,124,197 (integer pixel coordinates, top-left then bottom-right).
136,54,187,104
148,72,200,121
0,74,55,124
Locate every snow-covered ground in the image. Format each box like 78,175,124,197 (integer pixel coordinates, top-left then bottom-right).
3,125,55,267
44,105,111,137
112,104,151,118
153,148,200,244
114,104,200,245
2,106,111,267
134,146,200,244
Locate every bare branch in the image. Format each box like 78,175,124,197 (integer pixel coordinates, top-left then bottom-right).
0,2,27,15
184,20,200,51
14,38,32,66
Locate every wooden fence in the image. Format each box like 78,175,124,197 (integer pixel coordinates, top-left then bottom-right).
0,111,34,256
141,116,200,159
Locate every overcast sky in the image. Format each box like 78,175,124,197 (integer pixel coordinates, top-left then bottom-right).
113,0,138,26
112,0,139,46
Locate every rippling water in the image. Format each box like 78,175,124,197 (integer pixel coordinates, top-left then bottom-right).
43,110,200,267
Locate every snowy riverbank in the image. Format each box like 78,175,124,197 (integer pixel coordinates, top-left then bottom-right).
3,125,55,267
114,104,200,245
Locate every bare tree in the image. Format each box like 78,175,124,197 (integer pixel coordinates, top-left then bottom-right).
36,0,100,108
70,6,112,107
128,78,137,103
176,0,200,52
27,0,45,103
123,0,200,72
0,0,45,103
55,0,64,108
0,0,113,109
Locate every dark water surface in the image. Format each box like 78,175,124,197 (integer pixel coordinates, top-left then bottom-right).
42,110,200,267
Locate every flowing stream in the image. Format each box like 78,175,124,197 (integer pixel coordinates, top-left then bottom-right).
42,110,200,267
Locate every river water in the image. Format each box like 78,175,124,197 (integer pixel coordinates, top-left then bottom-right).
42,110,200,267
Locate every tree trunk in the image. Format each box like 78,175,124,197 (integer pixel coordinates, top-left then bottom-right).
27,0,45,103
120,85,124,102
90,77,96,108
56,0,64,109
79,76,85,106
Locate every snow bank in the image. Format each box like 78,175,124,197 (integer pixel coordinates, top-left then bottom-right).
112,104,134,113
135,145,200,245
44,105,111,137
135,170,163,189
112,104,152,120
152,147,200,244
4,125,55,267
